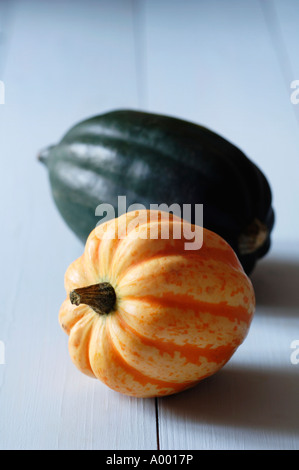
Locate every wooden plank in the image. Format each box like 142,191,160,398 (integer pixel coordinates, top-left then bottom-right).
264,1,299,79
0,0,157,450
0,0,15,76
267,0,299,120
143,0,299,449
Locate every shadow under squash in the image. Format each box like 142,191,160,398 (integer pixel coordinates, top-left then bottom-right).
160,364,299,437
250,257,299,314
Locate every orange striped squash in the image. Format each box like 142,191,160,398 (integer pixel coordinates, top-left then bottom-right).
59,210,255,398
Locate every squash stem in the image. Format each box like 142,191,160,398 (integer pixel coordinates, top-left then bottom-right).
37,145,55,164
69,282,116,315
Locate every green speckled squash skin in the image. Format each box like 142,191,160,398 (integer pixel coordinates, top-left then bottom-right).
39,109,274,274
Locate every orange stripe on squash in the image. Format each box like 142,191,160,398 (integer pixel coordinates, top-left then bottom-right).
116,313,237,366
129,294,251,325
105,325,198,397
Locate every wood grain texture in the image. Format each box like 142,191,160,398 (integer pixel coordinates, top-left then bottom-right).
0,0,157,450
0,0,299,450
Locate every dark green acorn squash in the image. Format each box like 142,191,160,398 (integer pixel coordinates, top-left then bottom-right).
38,109,274,274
